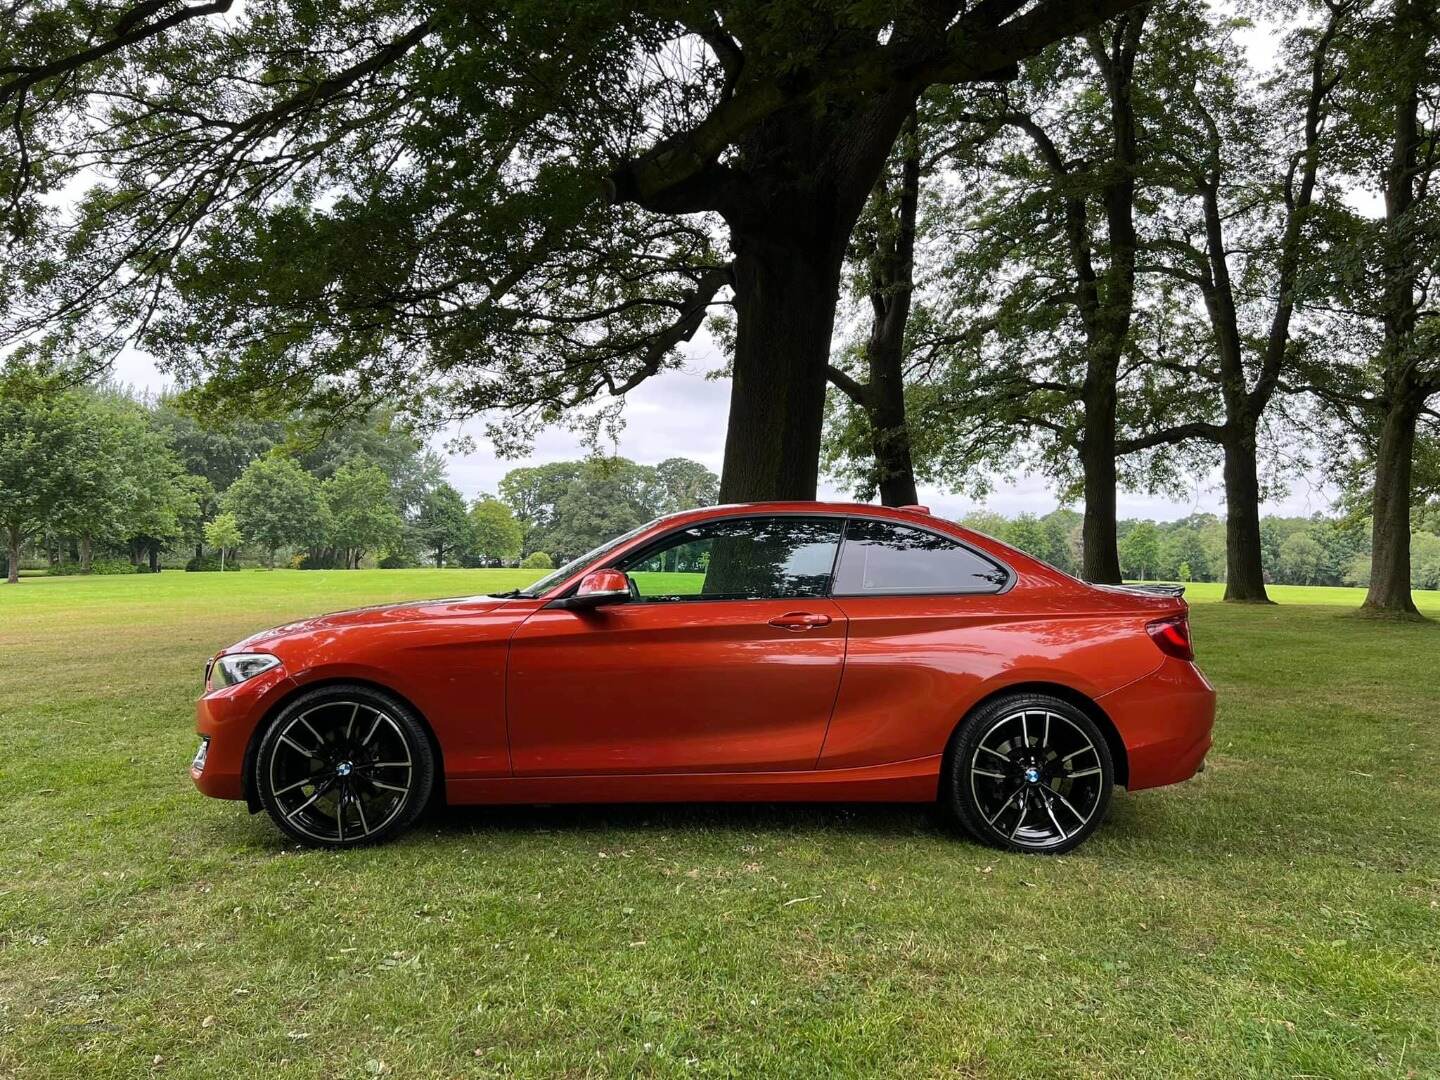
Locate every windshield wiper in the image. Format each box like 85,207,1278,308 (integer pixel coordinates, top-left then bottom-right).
491,588,536,599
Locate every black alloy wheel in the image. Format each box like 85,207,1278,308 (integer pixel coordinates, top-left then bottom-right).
254,684,435,848
944,693,1114,854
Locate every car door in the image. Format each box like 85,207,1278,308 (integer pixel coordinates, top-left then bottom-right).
507,515,848,775
818,517,1015,769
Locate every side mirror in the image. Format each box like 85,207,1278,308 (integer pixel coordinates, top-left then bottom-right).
551,568,632,611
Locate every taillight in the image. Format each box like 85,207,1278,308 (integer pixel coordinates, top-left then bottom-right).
1146,614,1194,661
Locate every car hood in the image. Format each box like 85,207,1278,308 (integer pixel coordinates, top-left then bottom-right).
225,594,530,652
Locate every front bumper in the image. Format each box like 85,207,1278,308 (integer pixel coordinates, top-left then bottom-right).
192,664,293,800
1097,656,1216,791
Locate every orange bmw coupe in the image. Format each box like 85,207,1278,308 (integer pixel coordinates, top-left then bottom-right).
193,502,1215,852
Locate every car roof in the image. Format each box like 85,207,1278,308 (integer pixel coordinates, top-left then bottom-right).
675,501,937,521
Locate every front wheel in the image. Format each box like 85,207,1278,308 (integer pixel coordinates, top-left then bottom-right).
943,693,1113,854
254,684,435,848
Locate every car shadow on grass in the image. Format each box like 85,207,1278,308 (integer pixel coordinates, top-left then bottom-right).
419,783,1194,844
424,800,948,841
210,787,1199,855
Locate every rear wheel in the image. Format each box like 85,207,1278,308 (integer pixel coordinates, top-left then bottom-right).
943,693,1113,854
254,684,435,848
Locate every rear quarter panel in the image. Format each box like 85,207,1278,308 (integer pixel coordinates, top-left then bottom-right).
819,568,1167,768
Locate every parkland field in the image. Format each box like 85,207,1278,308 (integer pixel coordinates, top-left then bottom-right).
1,571,1437,1078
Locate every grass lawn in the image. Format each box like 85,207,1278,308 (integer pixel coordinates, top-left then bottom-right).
2,571,1438,1078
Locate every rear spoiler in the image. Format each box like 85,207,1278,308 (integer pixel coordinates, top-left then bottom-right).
1093,583,1186,599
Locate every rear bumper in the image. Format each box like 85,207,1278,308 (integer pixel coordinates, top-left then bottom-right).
191,667,293,801
1097,657,1215,791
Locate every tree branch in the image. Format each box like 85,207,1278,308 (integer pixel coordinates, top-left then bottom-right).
589,263,733,399
1117,421,1224,454
827,364,870,405
606,0,1143,212
0,0,235,106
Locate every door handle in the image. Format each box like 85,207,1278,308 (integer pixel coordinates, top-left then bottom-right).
769,612,832,632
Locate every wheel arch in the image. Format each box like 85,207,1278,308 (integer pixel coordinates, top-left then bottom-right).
241,676,447,814
946,681,1129,788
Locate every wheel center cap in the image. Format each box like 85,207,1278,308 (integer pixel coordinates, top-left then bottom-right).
335,761,353,777
1023,767,1041,784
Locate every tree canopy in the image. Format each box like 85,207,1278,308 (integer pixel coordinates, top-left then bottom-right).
469,496,524,566
203,511,243,571
0,365,726,578
0,370,96,582
820,0,1438,609
416,483,475,567
501,455,719,561
324,459,405,569
1,0,1142,504
222,456,327,568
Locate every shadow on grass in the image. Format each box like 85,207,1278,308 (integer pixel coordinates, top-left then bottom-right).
209,786,1216,855
425,799,946,840
1347,605,1432,624
420,785,1207,846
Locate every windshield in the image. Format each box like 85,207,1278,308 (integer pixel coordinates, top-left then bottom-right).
517,516,666,597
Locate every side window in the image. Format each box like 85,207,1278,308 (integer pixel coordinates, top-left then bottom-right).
619,517,843,602
832,519,1008,595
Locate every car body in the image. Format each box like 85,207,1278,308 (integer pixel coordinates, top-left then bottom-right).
193,502,1215,851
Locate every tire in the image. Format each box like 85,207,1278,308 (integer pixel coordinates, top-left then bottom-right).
254,683,436,848
942,693,1113,855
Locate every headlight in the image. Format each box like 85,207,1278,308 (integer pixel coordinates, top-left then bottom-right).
207,652,281,690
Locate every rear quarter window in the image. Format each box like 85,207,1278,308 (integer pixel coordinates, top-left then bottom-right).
833,519,1009,596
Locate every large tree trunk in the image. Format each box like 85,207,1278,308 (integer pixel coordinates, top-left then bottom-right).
868,385,919,506
1363,391,1420,616
1064,15,1144,587
80,532,94,574
716,89,917,504
833,237,922,508
865,114,921,508
148,544,161,573
1221,426,1271,603
1216,5,1332,604
1198,186,1272,604
718,233,846,502
1362,8,1428,618
6,527,19,584
1080,446,1122,583
1080,378,1123,583
826,243,921,508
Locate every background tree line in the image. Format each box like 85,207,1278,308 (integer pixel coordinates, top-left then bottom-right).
0,0,1436,612
0,368,719,582
9,357,1435,591
960,505,1440,589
